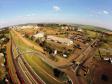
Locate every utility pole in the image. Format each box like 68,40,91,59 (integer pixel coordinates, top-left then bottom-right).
98,48,103,60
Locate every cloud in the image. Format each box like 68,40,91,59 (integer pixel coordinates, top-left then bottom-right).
90,10,110,17
26,13,36,17
53,5,60,12
103,10,109,15
16,13,36,19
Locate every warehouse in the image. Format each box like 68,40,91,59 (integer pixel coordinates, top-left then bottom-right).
47,35,73,46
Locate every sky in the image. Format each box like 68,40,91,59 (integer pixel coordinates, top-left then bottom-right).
0,0,112,30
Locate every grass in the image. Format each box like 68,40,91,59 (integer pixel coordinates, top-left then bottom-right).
24,33,73,61
10,30,67,84
105,35,112,42
11,29,44,52
95,42,112,57
24,53,65,84
42,27,59,35
86,30,97,38
46,40,73,51
11,31,36,53
100,43,110,48
0,56,6,80
80,25,111,32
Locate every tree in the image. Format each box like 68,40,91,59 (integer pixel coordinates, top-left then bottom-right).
53,69,61,78
30,36,34,40
24,33,29,38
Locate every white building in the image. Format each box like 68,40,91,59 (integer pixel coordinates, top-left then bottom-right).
103,56,112,64
0,53,4,57
19,25,39,29
12,25,39,30
33,32,44,39
63,54,67,58
53,50,57,56
47,35,73,46
77,28,83,32
61,26,69,30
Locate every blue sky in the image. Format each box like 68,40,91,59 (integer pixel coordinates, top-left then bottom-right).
0,0,112,30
